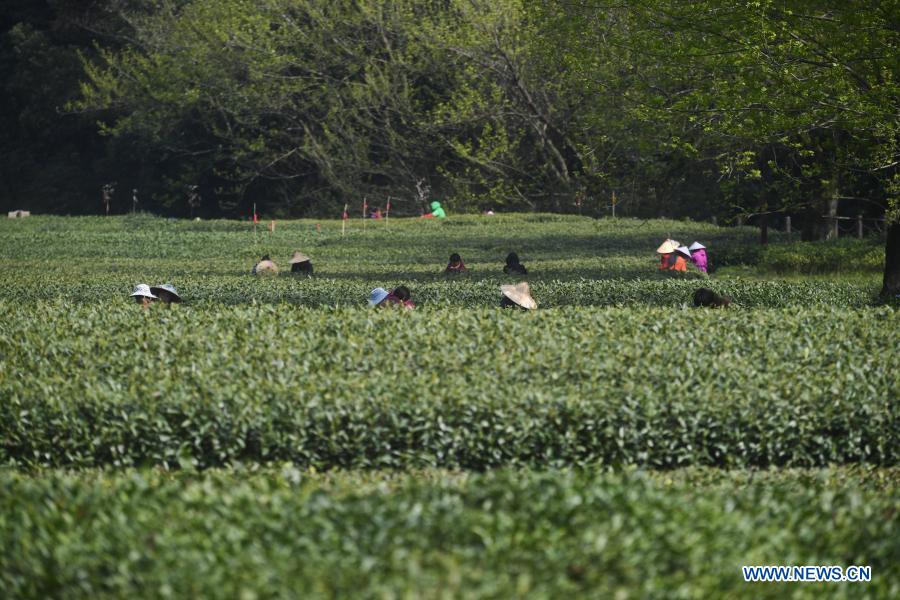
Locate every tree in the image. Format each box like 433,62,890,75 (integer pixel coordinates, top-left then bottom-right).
533,0,899,293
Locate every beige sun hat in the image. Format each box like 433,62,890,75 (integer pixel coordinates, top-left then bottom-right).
289,251,310,264
500,281,537,310
254,259,278,274
656,239,677,254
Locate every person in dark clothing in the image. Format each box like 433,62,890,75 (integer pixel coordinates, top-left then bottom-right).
445,252,468,275
692,287,731,308
503,252,528,275
289,251,313,276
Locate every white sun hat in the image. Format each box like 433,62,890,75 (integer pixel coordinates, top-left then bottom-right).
500,282,537,310
676,245,692,257
656,240,677,254
289,251,311,264
130,284,157,298
368,287,389,306
689,241,706,251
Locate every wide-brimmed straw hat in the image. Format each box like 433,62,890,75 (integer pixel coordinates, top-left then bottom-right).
656,240,677,254
255,259,278,274
676,245,692,257
130,284,157,299
369,287,389,306
150,283,182,302
289,251,310,264
500,282,537,310
689,241,706,251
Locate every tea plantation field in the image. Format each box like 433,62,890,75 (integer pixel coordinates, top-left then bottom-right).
0,214,897,597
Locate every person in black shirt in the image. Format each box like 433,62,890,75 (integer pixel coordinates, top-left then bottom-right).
503,252,528,275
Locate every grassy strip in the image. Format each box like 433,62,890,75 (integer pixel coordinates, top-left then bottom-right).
0,467,897,598
2,303,897,469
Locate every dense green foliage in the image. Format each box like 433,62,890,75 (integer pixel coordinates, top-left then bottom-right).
757,238,886,275
1,214,897,595
2,301,897,469
1,216,893,472
2,1,895,230
1,468,898,598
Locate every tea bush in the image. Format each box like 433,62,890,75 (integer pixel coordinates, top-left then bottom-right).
1,467,897,598
2,302,896,469
758,238,885,274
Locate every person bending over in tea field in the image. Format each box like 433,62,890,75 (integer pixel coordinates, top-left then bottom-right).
689,242,708,273
150,283,182,304
503,252,528,275
289,251,313,276
500,282,536,310
445,252,468,275
692,287,731,308
671,246,691,272
252,254,278,275
656,239,677,270
131,284,157,307
385,285,415,308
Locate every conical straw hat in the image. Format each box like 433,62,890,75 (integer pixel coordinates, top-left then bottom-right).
289,251,310,264
500,281,537,310
130,284,157,298
676,245,692,257
656,240,677,254
150,283,182,302
689,241,706,251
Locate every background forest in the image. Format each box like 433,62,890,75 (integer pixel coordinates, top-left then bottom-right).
1,0,897,232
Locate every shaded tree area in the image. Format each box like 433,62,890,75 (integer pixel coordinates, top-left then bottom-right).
2,0,897,292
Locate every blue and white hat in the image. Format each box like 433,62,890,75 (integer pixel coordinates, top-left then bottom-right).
130,284,157,299
368,287,389,306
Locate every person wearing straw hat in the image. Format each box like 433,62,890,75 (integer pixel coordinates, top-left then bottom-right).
150,283,182,304
672,246,691,272
289,251,313,276
368,287,390,307
656,239,677,270
689,242,708,273
500,282,537,310
252,254,278,275
130,284,157,307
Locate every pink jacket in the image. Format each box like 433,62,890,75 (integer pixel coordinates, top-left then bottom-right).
691,248,708,273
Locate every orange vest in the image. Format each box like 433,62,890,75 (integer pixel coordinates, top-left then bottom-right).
671,256,687,272
659,254,672,270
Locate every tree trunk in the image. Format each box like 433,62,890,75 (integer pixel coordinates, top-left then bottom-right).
760,213,769,245
881,221,900,298
825,177,839,241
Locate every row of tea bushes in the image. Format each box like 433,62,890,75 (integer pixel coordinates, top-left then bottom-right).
1,467,897,598
0,275,878,307
757,238,885,274
2,302,896,469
